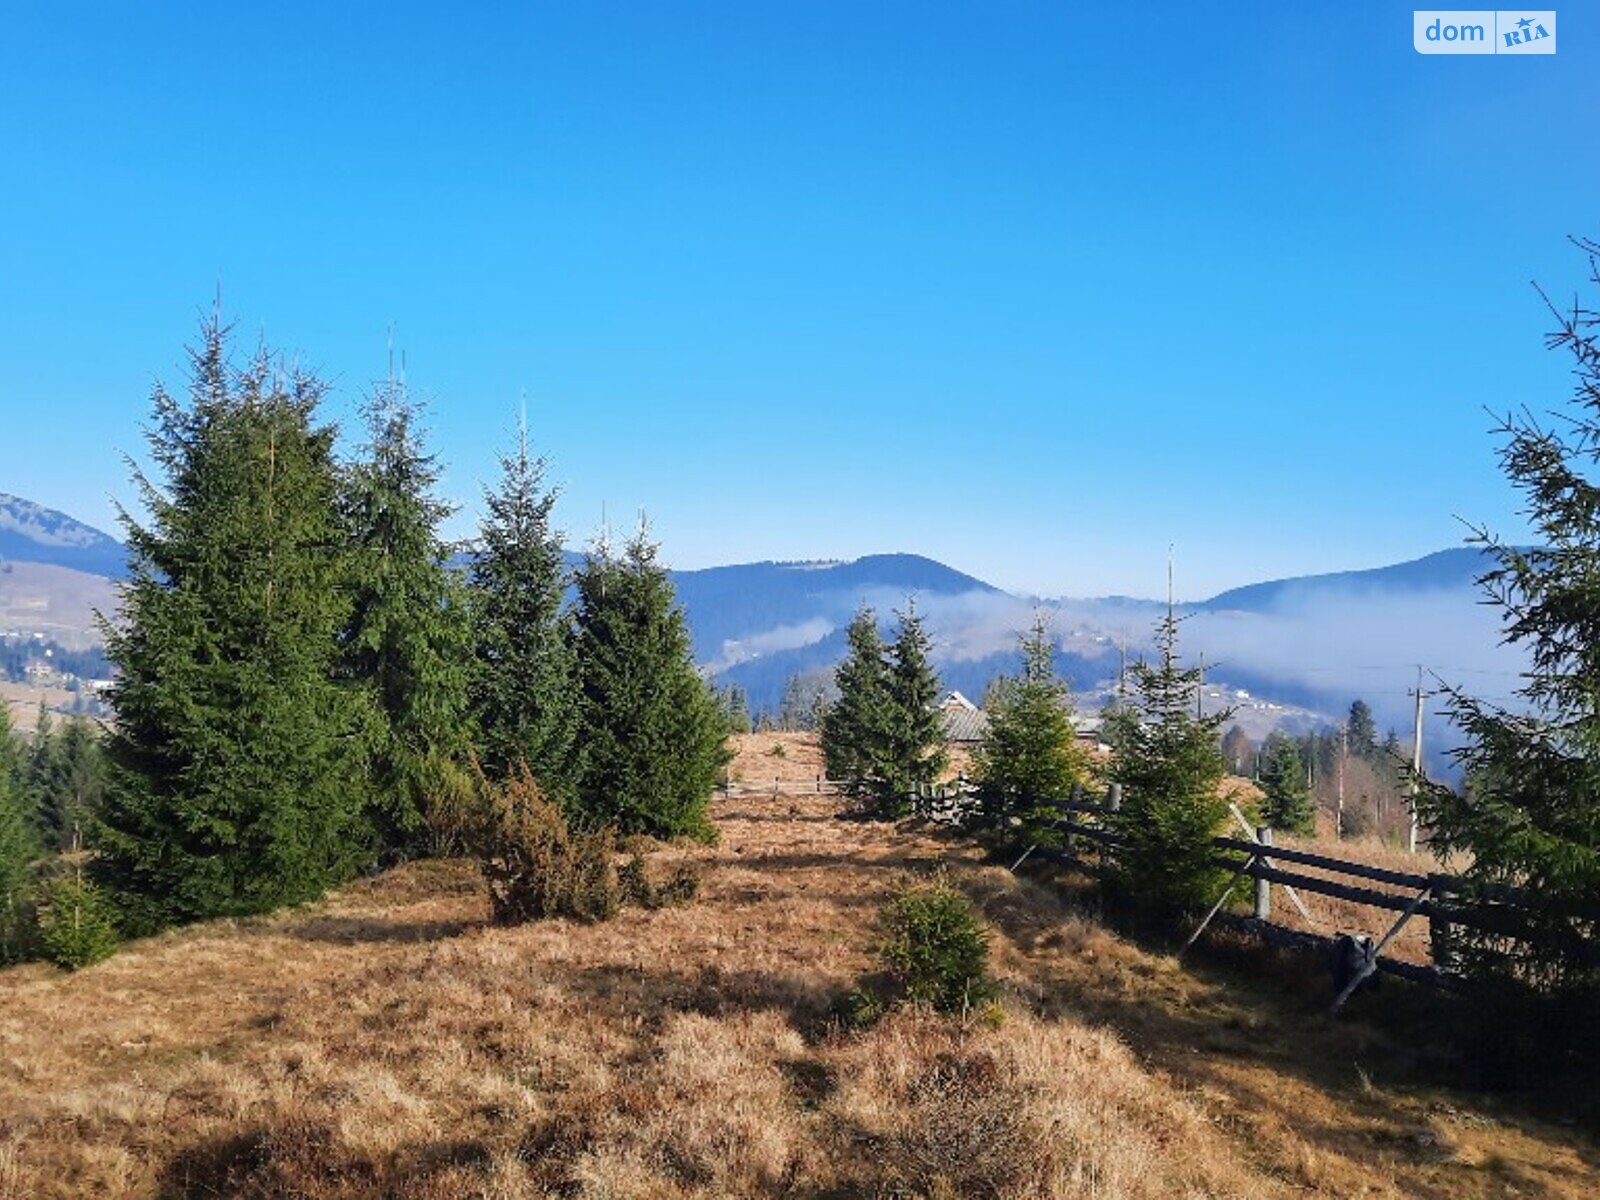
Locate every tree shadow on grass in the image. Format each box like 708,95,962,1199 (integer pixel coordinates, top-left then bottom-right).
961,856,1600,1192
558,961,846,1037
286,915,480,945
161,1120,499,1200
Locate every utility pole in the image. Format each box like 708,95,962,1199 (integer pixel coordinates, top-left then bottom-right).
1197,652,1205,720
1337,722,1347,840
1408,665,1427,854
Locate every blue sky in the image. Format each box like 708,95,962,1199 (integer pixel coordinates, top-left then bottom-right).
2,3,1596,597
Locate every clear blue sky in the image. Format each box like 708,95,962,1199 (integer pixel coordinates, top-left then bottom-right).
2,3,1595,597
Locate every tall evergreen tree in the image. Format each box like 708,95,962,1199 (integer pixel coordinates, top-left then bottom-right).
714,684,752,735
343,368,470,852
1108,600,1231,910
37,717,105,853
95,317,376,932
1347,700,1377,758
779,672,820,732
881,602,947,813
1259,731,1314,835
467,422,578,796
971,616,1084,830
570,523,728,841
23,705,62,841
821,607,894,798
1419,240,1600,989
0,705,40,963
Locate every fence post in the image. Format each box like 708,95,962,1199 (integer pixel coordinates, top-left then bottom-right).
1060,783,1085,856
1429,874,1459,975
1107,782,1122,813
1253,826,1273,920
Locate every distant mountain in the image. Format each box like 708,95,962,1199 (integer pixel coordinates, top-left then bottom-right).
1201,548,1492,613
0,494,126,578
0,492,1519,748
672,553,998,668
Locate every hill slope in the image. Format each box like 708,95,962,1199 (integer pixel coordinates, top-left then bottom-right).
1202,547,1493,612
0,493,126,578
1,789,1592,1198
0,560,118,648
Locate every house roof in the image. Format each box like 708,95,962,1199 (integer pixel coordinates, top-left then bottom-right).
941,704,990,743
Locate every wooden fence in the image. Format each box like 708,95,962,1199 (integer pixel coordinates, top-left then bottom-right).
732,775,1589,999
719,776,842,799
1003,790,1589,1003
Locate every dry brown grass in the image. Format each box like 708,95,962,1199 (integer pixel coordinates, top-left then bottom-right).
725,732,972,790
1208,776,1448,965
1265,828,1450,967
724,731,827,786
2,798,1597,1198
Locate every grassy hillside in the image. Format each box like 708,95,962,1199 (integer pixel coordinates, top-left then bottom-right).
1,796,1595,1198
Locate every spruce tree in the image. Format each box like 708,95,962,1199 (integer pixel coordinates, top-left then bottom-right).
880,603,947,814
822,607,894,798
38,863,119,970
95,317,376,932
1347,700,1377,758
0,706,40,963
1259,732,1314,835
467,423,578,796
779,673,810,732
24,705,63,839
971,616,1084,830
1109,601,1230,910
570,523,728,841
41,717,105,852
343,368,470,853
715,684,752,735
1419,240,1600,989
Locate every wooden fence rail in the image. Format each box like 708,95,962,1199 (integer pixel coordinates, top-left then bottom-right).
774,779,1592,988
1002,793,1597,992
720,777,843,799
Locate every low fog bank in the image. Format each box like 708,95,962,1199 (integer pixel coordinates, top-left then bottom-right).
705,582,1529,770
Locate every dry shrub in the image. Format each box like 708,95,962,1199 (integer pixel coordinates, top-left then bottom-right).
475,763,619,924
619,855,702,910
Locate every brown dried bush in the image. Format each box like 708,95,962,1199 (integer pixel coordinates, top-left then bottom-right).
473,762,620,924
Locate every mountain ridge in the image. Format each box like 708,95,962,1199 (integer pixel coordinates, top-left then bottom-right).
0,493,127,578
1,491,1488,609
1200,547,1495,613
0,493,1511,736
